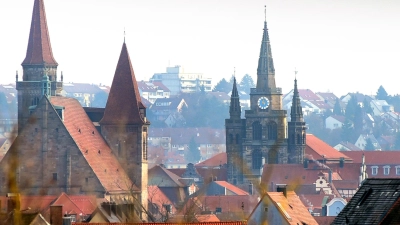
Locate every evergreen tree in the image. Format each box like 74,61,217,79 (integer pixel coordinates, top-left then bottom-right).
239,74,255,93
365,138,375,151
376,85,389,101
353,104,364,134
212,78,231,93
333,98,342,115
185,137,201,163
341,119,354,142
363,98,373,115
345,95,358,121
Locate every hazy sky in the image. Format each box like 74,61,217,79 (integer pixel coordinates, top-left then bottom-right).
1,0,400,97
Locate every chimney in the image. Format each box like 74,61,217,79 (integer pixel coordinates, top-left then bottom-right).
62,215,72,225
339,157,344,168
50,205,63,225
303,159,309,168
276,184,287,198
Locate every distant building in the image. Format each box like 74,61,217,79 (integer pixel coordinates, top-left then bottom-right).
61,83,106,107
138,81,170,104
150,65,212,95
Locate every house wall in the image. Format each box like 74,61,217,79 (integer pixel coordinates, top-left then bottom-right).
325,117,342,129
326,199,346,216
248,197,289,225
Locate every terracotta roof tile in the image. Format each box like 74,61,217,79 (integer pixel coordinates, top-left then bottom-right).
22,0,57,66
100,43,144,125
306,134,351,161
50,96,135,192
196,153,227,168
213,181,249,195
343,151,400,165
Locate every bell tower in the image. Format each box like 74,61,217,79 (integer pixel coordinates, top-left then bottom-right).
17,0,63,132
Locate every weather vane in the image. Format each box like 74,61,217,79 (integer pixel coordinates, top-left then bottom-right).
264,5,266,22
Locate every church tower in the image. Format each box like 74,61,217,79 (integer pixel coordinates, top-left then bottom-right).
99,41,150,219
226,77,245,185
288,76,306,164
240,10,288,184
17,0,63,132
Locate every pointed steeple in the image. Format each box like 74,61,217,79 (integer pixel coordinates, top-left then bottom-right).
290,75,303,122
22,0,57,66
100,42,145,125
256,6,276,92
229,76,241,119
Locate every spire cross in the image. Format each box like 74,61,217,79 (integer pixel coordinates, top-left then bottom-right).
264,5,266,22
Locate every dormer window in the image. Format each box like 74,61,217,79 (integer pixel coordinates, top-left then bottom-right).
384,166,391,175
371,166,378,175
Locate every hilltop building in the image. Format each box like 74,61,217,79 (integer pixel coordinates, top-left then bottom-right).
0,0,149,219
225,14,307,185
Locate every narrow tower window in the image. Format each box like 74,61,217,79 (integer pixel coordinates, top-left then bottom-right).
252,149,262,169
252,121,262,140
267,122,277,140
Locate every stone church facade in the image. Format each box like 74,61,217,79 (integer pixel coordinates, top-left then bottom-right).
226,16,307,185
0,0,149,218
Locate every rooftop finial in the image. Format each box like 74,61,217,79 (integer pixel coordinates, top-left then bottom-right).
124,28,126,43
294,68,298,79
264,5,267,22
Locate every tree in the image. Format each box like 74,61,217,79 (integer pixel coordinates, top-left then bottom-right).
185,137,201,163
376,85,389,101
341,119,354,142
365,138,375,151
239,74,255,93
353,104,364,135
333,98,342,115
363,98,373,115
345,95,358,121
393,132,400,150
212,78,231,93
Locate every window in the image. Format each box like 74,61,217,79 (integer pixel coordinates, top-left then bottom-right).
252,121,262,140
384,166,390,175
371,166,378,175
267,122,277,140
252,149,262,169
396,166,400,175
53,173,58,180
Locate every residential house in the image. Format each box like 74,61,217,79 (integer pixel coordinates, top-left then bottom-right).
61,83,106,107
354,134,382,150
316,92,339,107
333,141,361,151
322,197,347,216
283,89,331,115
247,188,318,225
325,115,346,130
138,81,171,104
149,97,187,127
370,99,393,116
333,178,400,224
340,92,372,105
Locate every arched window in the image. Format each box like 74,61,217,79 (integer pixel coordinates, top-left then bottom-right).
267,122,277,140
252,149,262,169
229,134,233,144
236,134,240,144
297,133,302,144
252,121,262,140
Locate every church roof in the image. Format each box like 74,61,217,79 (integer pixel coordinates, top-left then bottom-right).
306,134,352,161
100,42,144,125
50,96,137,192
22,0,57,66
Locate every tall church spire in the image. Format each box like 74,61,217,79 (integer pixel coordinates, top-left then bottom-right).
22,0,57,66
229,76,241,119
256,6,276,92
291,71,303,122
100,42,146,125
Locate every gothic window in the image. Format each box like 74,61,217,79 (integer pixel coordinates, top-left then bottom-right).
31,97,39,106
252,149,262,169
267,122,277,140
297,133,302,144
236,134,240,144
252,121,262,140
229,134,233,144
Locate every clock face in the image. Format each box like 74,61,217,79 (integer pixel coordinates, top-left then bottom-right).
258,97,270,109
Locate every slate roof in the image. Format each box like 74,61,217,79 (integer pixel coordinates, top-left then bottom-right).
333,178,400,225
100,42,145,125
306,134,352,162
22,0,57,66
50,96,136,192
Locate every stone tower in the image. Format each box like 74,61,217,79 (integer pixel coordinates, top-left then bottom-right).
17,0,63,132
288,77,306,164
99,41,150,219
226,77,245,185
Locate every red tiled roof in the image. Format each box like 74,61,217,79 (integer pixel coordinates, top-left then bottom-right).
42,192,96,217
195,214,220,222
306,134,351,161
100,43,144,125
196,153,227,168
148,185,176,212
343,151,400,165
298,89,321,101
22,0,57,66
213,181,249,195
50,96,135,192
